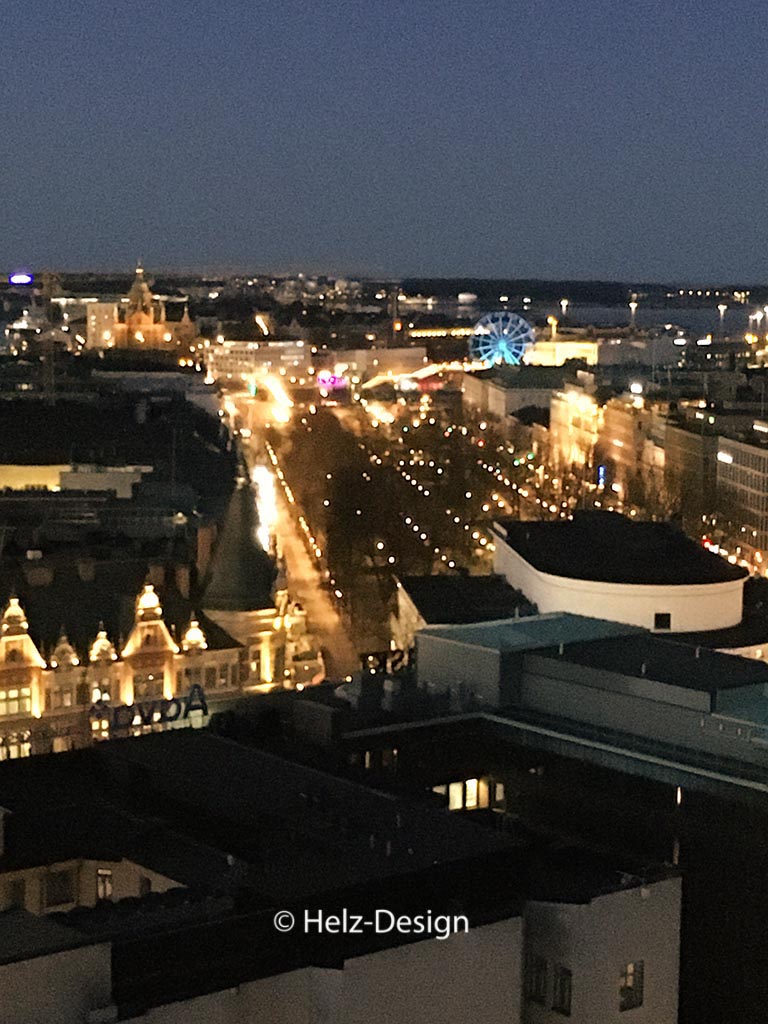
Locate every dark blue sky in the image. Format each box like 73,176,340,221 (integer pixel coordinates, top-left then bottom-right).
2,0,766,280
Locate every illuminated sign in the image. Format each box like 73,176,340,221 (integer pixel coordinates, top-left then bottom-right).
316,371,348,390
8,271,33,286
361,649,413,675
89,684,209,733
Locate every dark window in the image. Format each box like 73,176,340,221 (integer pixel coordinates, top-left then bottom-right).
620,961,644,1011
654,612,671,630
553,966,572,1015
524,951,548,1005
205,666,217,688
76,682,89,705
45,869,75,907
7,878,25,909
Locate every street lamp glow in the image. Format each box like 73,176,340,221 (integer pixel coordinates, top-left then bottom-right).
560,298,569,317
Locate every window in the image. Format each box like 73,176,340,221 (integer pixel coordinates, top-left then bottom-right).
524,951,548,1005
45,869,75,908
205,666,217,688
465,778,478,809
0,688,31,717
448,781,464,810
96,868,113,901
6,878,25,910
218,664,231,688
620,961,644,1011
654,612,671,630
553,966,572,1015
51,687,73,709
133,674,162,699
0,732,31,760
5,643,22,663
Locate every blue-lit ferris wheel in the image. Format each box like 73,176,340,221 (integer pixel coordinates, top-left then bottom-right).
469,311,535,366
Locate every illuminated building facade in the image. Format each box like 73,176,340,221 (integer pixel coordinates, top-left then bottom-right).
0,585,249,757
86,266,197,350
549,385,603,477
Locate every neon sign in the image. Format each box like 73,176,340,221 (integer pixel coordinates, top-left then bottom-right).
316,371,348,390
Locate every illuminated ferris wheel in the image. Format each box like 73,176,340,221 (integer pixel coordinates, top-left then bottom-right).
469,311,535,366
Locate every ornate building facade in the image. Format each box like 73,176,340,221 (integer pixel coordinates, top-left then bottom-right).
86,266,197,350
0,585,245,757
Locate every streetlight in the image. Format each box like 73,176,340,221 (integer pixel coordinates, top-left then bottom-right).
547,315,558,339
560,298,569,318
718,303,727,338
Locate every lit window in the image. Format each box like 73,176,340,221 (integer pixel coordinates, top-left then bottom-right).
96,868,113,901
465,778,479,809
620,961,644,1011
553,966,572,1015
448,782,464,810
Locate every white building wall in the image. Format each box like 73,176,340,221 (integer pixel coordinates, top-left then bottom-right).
493,536,744,633
0,942,113,1024
416,633,501,706
523,877,681,1024
123,918,523,1024
390,585,427,652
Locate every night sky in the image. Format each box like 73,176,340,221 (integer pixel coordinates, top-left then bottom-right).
3,0,767,281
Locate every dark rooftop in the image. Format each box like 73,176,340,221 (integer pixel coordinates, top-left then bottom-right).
494,511,747,586
203,480,276,612
535,633,768,693
398,573,534,625
0,560,240,660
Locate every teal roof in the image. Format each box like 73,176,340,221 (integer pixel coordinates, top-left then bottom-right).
418,613,641,653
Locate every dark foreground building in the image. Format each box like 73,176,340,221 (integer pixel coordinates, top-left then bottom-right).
0,730,678,1023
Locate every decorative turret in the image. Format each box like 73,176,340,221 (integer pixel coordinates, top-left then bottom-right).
182,618,208,652
89,624,118,663
126,264,155,319
136,583,163,621
1,597,29,637
50,633,79,669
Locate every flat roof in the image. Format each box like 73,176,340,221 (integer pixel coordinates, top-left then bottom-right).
399,574,533,625
494,511,747,585
535,634,768,693
419,612,641,653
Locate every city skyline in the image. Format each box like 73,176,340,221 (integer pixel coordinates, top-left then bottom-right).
4,0,768,280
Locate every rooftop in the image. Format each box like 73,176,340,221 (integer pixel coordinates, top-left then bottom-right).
535,633,768,693
418,612,640,653
494,511,747,586
203,480,276,612
398,573,534,625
